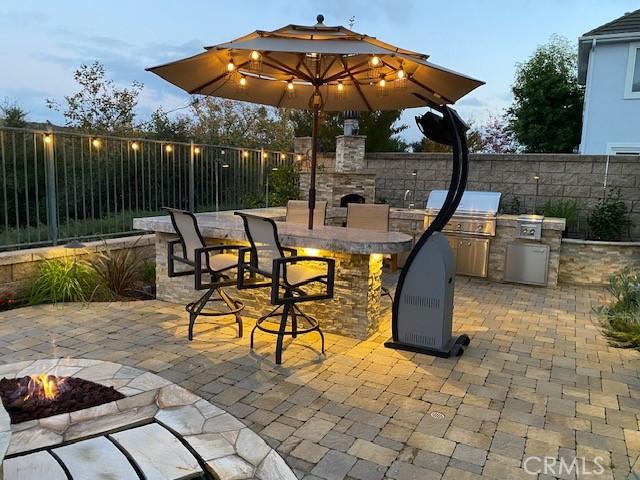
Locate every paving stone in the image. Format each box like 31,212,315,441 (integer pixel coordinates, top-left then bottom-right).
386,460,441,480
54,436,139,479
295,417,336,442
291,440,329,464
3,451,67,480
413,450,449,474
347,459,386,480
319,430,355,451
347,438,397,466
310,450,357,480
110,423,202,478
452,443,487,466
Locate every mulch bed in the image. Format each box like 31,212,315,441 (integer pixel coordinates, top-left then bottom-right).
0,375,125,424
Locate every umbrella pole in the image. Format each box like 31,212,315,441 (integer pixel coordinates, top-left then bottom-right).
308,89,320,230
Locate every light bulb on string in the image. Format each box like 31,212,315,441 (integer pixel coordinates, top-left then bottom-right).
395,65,407,89
286,80,296,98
368,55,381,78
335,80,345,99
376,76,388,97
249,50,262,71
238,75,247,92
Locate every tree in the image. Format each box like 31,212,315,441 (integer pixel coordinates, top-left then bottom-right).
507,35,584,153
46,61,143,134
290,109,408,152
190,97,294,150
481,115,516,153
145,107,192,142
0,99,27,128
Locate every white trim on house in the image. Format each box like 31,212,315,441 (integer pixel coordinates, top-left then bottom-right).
579,39,596,153
606,142,640,155
624,42,640,99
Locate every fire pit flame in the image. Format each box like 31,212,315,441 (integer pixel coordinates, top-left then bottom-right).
25,373,63,401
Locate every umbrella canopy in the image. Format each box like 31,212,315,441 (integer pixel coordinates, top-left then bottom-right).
147,15,484,227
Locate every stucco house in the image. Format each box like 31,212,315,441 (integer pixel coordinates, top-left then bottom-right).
578,9,640,154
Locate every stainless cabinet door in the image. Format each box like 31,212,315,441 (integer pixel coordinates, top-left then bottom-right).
504,243,550,286
455,237,489,278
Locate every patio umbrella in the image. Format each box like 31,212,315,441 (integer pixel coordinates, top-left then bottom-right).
147,14,484,228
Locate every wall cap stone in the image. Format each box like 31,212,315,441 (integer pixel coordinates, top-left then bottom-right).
561,238,640,247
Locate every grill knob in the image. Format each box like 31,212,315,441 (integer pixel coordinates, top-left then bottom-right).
476,225,483,232
456,223,462,230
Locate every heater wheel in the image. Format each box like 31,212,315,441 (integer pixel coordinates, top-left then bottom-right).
456,334,471,346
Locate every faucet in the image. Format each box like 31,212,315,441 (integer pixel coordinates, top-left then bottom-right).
404,189,412,209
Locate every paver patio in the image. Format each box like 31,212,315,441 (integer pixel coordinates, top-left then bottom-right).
1,276,639,479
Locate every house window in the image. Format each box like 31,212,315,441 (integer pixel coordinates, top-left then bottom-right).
607,143,640,155
624,43,640,98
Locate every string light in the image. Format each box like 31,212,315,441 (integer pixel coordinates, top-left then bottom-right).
262,152,268,159
165,145,173,153
376,76,388,97
44,134,53,145
296,154,302,161
242,150,249,158
286,80,296,98
194,147,201,154
226,58,235,72
238,75,247,91
92,138,102,149
131,142,140,151
395,66,407,89
335,80,345,99
249,50,262,71
368,55,381,78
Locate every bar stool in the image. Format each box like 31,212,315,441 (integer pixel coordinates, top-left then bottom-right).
164,208,245,340
346,203,393,301
285,200,327,226
235,212,335,364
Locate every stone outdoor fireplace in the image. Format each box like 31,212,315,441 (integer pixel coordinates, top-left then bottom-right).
296,134,376,207
0,358,295,480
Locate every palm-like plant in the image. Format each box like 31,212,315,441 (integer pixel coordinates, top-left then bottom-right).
89,240,145,297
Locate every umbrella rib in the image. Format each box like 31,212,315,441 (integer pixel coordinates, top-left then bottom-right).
189,60,251,94
408,76,453,104
320,56,339,80
298,54,315,80
340,58,372,111
262,53,313,82
324,59,369,83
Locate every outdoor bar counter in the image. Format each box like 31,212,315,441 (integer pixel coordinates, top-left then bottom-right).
134,208,413,339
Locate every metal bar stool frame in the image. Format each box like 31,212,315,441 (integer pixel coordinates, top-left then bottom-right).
235,212,335,364
164,208,245,340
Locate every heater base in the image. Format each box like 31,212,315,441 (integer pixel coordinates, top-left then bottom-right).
385,334,470,358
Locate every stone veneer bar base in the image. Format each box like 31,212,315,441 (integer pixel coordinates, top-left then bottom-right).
155,233,387,340
0,358,295,480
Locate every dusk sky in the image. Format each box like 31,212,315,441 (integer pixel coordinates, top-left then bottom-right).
0,0,637,141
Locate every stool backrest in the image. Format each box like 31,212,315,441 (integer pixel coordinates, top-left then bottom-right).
236,213,284,277
346,203,390,232
286,200,327,226
165,208,205,262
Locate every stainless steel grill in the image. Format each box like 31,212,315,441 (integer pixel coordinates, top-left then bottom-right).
424,190,501,278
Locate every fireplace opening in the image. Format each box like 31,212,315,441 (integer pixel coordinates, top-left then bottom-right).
0,374,125,424
340,193,365,207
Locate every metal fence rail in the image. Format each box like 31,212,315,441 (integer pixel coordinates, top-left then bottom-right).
0,127,294,250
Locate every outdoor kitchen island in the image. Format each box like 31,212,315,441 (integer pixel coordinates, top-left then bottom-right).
134,208,413,339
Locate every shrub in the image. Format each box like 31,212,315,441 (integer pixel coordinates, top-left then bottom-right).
268,164,299,207
28,258,101,304
542,199,578,230
142,260,156,285
600,268,640,350
588,188,632,241
89,241,145,297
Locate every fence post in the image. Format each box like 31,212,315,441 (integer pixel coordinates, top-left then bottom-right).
44,131,59,245
189,140,195,212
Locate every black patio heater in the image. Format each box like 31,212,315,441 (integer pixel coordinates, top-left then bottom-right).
385,106,471,358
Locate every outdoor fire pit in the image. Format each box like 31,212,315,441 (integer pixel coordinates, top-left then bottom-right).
0,373,124,424
0,358,295,480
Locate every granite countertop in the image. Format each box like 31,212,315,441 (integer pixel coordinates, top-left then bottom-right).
133,209,413,255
